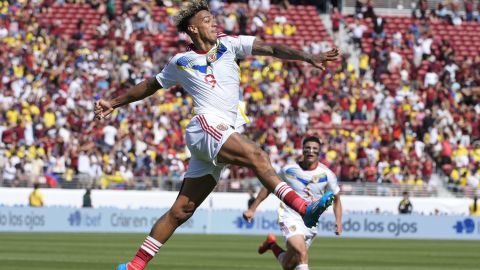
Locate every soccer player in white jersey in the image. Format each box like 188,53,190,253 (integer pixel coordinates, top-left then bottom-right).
243,136,343,270
93,1,339,269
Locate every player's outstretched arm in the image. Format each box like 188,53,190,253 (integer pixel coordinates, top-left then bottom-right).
333,194,343,235
94,77,162,120
251,38,340,70
243,187,270,222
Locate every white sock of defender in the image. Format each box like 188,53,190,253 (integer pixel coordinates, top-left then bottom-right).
295,264,309,270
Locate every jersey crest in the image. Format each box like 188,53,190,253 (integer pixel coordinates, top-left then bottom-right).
311,173,328,183
179,42,228,74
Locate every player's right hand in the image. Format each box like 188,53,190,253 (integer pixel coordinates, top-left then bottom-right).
94,99,114,120
309,47,340,70
242,210,254,223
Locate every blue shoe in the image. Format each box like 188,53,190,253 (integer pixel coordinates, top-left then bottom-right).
302,191,335,228
116,263,129,270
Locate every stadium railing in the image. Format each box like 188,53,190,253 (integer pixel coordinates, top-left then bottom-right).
446,182,480,198
340,182,437,197
0,173,444,197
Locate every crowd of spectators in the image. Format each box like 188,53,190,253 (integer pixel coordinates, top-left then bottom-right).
341,0,480,196
411,0,480,25
0,0,478,197
0,0,186,190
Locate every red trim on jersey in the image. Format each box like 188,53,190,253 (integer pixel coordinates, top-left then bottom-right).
302,161,319,171
187,33,237,53
197,115,222,141
217,32,238,38
187,44,208,54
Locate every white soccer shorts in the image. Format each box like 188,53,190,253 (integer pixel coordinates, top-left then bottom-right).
279,214,317,248
184,114,237,181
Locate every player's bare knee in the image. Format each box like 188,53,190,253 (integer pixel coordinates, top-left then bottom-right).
169,202,196,225
167,209,186,226
248,147,270,169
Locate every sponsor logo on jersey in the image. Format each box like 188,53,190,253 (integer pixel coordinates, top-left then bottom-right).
216,124,228,131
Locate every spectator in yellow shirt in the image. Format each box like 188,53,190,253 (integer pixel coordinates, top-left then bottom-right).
43,108,56,129
359,53,369,77
470,196,480,216
284,23,296,36
6,109,18,125
29,183,44,207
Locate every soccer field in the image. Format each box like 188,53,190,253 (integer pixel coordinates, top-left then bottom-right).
0,233,478,270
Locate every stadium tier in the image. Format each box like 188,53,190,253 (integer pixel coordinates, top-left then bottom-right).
0,0,478,199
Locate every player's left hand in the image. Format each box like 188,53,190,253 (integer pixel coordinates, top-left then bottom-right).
335,222,343,236
242,210,254,223
309,47,340,70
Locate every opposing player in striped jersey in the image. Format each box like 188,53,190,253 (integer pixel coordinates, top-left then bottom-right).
93,1,339,270
243,136,343,270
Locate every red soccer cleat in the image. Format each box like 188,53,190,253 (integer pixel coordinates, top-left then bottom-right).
258,233,277,254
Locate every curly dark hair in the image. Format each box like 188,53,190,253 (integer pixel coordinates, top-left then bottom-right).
175,0,210,33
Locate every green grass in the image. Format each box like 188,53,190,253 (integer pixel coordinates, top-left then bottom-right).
0,233,478,270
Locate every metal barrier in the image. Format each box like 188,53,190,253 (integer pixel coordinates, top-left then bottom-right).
446,183,480,198
0,173,170,191
340,182,437,197
0,173,444,197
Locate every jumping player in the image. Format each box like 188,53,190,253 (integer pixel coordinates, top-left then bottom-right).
93,1,339,269
243,136,343,270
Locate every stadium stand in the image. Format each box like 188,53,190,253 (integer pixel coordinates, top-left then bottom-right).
340,0,480,198
0,0,478,198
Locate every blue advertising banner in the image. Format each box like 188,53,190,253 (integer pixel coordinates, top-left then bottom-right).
0,207,205,233
0,207,479,240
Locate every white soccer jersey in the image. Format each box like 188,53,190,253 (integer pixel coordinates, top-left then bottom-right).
278,162,340,222
155,34,255,128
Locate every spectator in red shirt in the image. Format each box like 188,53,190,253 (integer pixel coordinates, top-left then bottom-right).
331,7,342,44
422,157,433,182
365,162,377,182
441,133,453,165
